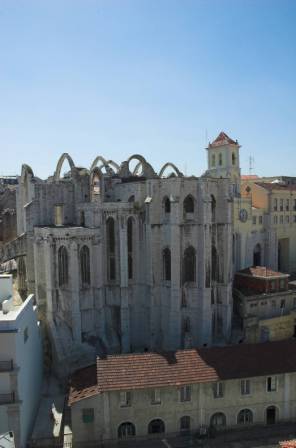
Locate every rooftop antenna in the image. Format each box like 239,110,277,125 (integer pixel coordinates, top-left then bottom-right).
249,156,255,175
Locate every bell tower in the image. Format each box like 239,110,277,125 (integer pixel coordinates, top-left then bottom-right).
206,131,241,194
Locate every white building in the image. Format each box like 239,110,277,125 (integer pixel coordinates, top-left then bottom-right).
0,274,43,448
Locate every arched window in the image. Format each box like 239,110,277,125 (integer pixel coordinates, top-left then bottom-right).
127,217,133,280
211,195,216,222
219,153,223,166
107,218,116,280
232,152,236,165
80,245,90,286
210,412,226,428
163,248,171,281
180,416,191,432
253,243,261,266
266,406,277,425
148,419,165,434
237,409,253,425
211,154,215,167
211,246,219,282
182,317,191,333
58,246,68,286
164,196,171,214
183,246,196,283
80,211,85,227
184,195,194,214
118,422,136,439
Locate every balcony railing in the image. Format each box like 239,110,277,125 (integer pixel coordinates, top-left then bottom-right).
0,360,13,372
0,392,15,404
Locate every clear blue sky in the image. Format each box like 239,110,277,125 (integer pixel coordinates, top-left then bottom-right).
0,0,295,178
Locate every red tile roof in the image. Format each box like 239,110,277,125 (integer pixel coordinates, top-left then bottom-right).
209,131,237,147
69,340,296,405
255,182,296,192
238,266,288,278
241,175,259,180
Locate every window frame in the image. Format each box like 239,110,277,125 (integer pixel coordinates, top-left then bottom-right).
180,385,191,402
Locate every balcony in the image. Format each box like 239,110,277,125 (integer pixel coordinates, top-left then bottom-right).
0,392,15,405
0,360,13,372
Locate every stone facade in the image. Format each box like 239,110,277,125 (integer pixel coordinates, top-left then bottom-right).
13,152,234,373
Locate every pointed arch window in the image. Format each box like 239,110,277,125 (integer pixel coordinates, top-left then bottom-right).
219,153,223,166
80,245,90,286
164,196,171,214
163,248,171,281
211,195,216,222
107,218,116,280
127,217,133,280
183,246,196,283
58,246,68,286
212,246,219,282
184,195,194,214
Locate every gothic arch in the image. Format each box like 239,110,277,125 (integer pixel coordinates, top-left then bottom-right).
20,164,34,181
90,166,103,199
159,162,183,178
90,155,108,171
54,153,75,181
90,156,117,175
127,154,156,178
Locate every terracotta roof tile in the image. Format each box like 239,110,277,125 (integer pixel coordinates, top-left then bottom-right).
241,175,259,180
237,266,288,278
256,182,296,192
69,340,296,405
209,132,237,147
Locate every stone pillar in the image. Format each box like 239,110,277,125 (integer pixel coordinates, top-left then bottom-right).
119,216,130,353
69,241,81,344
169,199,181,350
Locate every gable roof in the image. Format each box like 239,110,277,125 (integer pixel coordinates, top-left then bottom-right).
209,131,237,147
69,339,296,405
255,182,296,192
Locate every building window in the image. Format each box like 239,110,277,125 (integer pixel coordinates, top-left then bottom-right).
183,195,194,214
80,211,85,226
82,408,94,423
273,199,278,211
274,215,278,224
128,195,135,202
266,376,277,392
212,246,219,282
237,409,253,425
211,195,216,222
213,382,224,398
286,199,289,211
280,215,283,224
286,215,289,224
120,391,131,407
279,279,286,290
210,413,226,428
183,246,196,283
211,154,216,167
163,248,171,281
180,416,191,432
253,244,262,266
259,216,263,225
54,204,64,226
241,379,250,395
232,152,236,165
118,422,135,439
280,299,285,309
80,245,90,286
180,385,191,402
164,196,171,214
58,246,68,286
218,153,223,166
252,216,257,225
270,280,276,291
280,199,283,211
148,419,165,434
107,217,116,280
127,217,133,280
151,389,161,405
24,327,29,343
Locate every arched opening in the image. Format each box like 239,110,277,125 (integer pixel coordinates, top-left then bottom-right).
183,195,194,215
80,245,90,287
58,246,68,286
211,246,219,282
163,196,171,214
163,248,171,281
210,412,226,428
54,153,75,180
128,155,147,177
253,243,262,266
266,406,277,425
127,217,133,280
183,246,196,283
180,416,191,432
118,422,136,439
218,153,223,166
90,167,103,201
80,211,85,227
237,409,253,425
159,162,183,178
107,218,116,281
211,195,216,222
148,419,165,434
